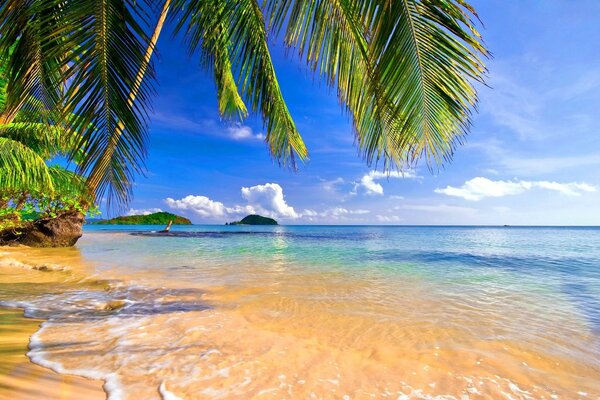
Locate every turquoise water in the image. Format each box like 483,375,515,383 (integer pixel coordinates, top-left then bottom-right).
81,224,600,332
2,225,600,398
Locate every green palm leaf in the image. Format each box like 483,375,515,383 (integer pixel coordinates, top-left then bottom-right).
0,122,76,159
172,0,309,167
0,0,488,209
57,0,157,208
0,136,53,192
0,0,158,208
47,165,94,204
0,1,64,125
266,0,487,169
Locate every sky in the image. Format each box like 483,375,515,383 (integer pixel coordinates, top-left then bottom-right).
118,0,600,225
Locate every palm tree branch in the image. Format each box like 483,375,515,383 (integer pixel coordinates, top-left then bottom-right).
0,136,53,192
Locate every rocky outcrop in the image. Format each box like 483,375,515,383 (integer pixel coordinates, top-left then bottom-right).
0,211,84,247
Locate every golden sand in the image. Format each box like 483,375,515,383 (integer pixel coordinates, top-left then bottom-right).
0,307,105,400
1,245,599,399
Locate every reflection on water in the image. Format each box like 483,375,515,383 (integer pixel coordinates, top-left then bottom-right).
1,225,600,399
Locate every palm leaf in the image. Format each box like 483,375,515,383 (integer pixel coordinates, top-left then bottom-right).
0,136,53,192
55,0,158,209
371,0,487,166
173,0,248,120
266,0,487,169
0,122,76,159
47,165,94,204
172,0,309,167
0,1,64,125
0,0,488,209
265,0,396,167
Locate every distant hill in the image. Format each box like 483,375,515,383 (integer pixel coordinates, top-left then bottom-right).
91,212,192,225
227,215,278,225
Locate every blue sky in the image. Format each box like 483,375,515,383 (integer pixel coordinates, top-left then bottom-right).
120,0,600,225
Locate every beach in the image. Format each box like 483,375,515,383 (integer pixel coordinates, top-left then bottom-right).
1,225,599,399
0,307,104,400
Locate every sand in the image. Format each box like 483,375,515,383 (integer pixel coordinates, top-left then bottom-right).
0,307,105,400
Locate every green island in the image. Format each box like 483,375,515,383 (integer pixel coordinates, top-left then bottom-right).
226,215,278,226
91,212,191,225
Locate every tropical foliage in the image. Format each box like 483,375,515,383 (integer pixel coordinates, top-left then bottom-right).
0,49,97,232
92,211,191,225
0,0,487,209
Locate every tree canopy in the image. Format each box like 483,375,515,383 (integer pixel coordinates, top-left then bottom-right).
0,0,487,210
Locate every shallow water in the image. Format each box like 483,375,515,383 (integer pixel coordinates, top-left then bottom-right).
1,225,599,399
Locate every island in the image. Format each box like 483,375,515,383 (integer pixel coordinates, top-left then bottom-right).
226,215,278,225
90,212,192,225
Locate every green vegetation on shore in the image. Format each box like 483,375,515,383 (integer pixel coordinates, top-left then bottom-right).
92,212,191,225
227,215,278,225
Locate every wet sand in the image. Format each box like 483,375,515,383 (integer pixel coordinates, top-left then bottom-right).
1,235,600,399
0,307,105,400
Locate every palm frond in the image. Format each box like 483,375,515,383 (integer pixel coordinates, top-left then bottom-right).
369,0,487,166
56,0,158,209
0,0,488,210
0,122,76,159
47,165,94,204
172,0,309,167
265,0,397,167
173,0,248,120
267,0,487,169
0,1,64,125
0,136,53,192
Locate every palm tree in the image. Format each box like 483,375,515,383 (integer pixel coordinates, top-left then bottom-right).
0,0,487,209
0,49,92,223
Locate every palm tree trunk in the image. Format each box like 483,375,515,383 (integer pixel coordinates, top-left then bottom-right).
87,0,172,192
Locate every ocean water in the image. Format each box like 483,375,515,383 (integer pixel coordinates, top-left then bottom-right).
1,225,599,399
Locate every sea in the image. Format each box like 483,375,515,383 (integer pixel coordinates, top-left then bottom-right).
0,225,599,399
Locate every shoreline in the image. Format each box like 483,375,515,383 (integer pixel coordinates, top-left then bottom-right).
0,306,106,400
1,229,600,398
0,247,107,400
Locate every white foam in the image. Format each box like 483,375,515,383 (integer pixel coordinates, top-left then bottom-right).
159,381,183,400
0,257,67,272
27,321,124,400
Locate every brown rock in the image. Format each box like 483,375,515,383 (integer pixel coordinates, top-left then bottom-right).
0,211,84,247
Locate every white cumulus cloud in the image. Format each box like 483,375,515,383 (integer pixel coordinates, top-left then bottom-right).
435,177,596,201
356,170,419,195
241,183,298,218
164,195,228,217
165,183,299,220
227,124,264,141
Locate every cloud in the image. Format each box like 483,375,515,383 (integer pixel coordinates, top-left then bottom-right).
127,208,163,216
376,215,403,223
320,177,345,192
435,177,596,201
241,183,298,218
302,209,318,217
227,124,264,141
298,207,370,222
322,207,370,217
164,195,229,217
394,204,477,214
481,72,544,140
356,170,419,195
165,183,301,220
152,112,263,142
466,139,600,176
